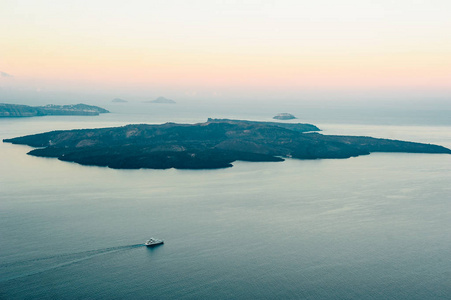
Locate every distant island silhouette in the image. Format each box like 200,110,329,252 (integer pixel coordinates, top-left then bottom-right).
273,113,296,120
0,103,109,118
144,96,176,104
4,119,450,170
111,98,128,103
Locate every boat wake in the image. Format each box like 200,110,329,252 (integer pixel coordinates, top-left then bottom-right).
0,244,144,283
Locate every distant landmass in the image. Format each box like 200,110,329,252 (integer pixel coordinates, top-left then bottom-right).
273,113,296,120
4,119,450,170
144,96,176,104
111,98,128,103
0,103,109,118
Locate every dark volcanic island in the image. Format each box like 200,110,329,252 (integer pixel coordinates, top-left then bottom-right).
3,118,450,169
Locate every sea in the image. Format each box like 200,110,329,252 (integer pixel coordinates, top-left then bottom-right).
1,101,450,299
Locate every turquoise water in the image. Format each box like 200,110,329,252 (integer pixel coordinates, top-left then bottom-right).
1,103,450,299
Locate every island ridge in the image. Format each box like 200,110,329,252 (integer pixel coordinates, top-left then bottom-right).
4,119,450,170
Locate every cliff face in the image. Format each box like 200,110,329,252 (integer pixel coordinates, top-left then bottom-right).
3,119,450,170
0,103,109,117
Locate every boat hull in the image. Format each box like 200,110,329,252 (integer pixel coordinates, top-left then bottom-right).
145,241,164,247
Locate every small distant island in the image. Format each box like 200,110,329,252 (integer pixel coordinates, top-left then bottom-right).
273,113,296,120
111,98,128,103
4,119,450,170
144,96,176,104
0,103,109,118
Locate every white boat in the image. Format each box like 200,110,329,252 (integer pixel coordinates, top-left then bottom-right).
145,238,164,247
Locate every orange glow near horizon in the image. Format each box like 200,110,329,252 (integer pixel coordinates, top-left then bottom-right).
1,0,451,98
5,48,450,91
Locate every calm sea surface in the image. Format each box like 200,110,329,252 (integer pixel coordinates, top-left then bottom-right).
1,102,450,299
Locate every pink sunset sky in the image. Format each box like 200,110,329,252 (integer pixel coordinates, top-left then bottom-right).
1,0,450,102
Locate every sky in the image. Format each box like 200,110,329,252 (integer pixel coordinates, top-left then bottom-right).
1,0,450,103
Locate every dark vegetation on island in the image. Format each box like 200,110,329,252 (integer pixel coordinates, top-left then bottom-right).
3,118,450,170
0,103,109,117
